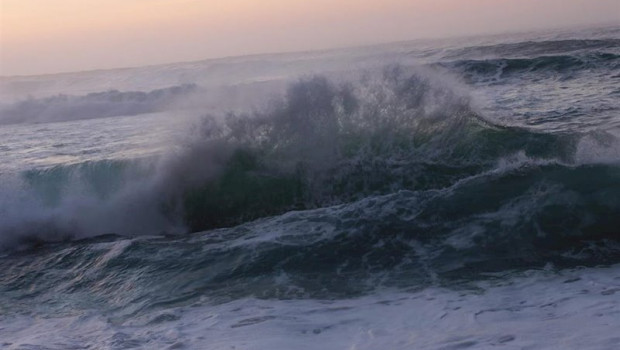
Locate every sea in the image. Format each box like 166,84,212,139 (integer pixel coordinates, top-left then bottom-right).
1,25,620,349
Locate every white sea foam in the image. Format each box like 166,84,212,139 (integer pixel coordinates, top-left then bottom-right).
2,264,619,349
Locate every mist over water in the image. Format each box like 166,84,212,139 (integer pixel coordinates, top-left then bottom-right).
1,26,620,349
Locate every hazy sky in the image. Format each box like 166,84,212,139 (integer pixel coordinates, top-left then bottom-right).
1,0,618,76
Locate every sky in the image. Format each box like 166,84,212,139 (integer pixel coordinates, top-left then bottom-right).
1,0,619,76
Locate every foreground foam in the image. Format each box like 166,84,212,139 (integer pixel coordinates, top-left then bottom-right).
2,264,619,350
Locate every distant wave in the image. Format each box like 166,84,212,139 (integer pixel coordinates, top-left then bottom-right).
0,84,198,124
440,52,620,83
443,38,620,60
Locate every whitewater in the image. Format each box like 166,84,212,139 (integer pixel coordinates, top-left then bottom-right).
1,25,620,349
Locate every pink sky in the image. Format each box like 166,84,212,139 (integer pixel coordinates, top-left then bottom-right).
1,0,618,76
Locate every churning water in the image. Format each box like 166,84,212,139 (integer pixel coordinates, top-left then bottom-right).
1,25,620,349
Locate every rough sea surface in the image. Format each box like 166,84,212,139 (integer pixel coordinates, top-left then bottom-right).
1,25,619,349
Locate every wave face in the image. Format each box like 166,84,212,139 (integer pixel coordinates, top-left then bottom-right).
3,162,620,305
1,26,620,349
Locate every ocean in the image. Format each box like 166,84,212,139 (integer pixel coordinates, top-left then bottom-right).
1,25,619,349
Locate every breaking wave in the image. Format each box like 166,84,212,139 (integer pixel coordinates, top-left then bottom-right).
1,66,619,276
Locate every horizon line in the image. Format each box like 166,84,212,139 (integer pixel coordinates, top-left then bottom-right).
1,21,616,79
